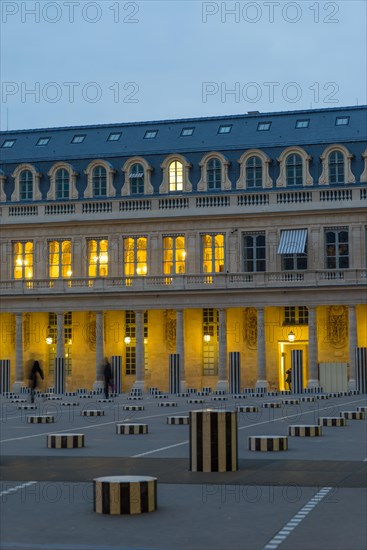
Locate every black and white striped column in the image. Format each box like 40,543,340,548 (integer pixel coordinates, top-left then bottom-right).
229,352,240,395
93,476,157,515
169,354,180,395
0,359,10,394
54,358,65,395
189,410,238,472
355,348,367,394
291,349,304,394
112,356,122,394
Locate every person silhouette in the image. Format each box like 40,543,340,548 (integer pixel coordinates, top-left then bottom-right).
29,360,44,403
103,358,113,399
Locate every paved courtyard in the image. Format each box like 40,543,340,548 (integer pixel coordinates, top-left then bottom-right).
1,391,366,550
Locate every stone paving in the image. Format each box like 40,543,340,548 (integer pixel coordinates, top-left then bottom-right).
1,390,366,550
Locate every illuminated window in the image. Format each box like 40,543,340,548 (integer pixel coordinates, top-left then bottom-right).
124,237,147,280
203,308,218,375
286,154,303,186
13,241,33,280
284,307,308,325
48,312,73,375
163,236,186,277
125,311,148,375
49,240,72,278
169,161,183,192
55,169,70,200
246,156,263,188
243,234,266,272
202,234,225,281
325,229,349,269
129,163,145,194
328,151,345,184
88,239,108,277
92,166,107,197
19,170,33,201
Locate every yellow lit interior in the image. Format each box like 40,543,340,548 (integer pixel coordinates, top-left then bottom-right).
169,161,183,192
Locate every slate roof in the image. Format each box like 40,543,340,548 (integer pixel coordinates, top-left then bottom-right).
1,106,366,165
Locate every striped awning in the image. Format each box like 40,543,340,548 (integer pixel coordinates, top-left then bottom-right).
277,229,308,254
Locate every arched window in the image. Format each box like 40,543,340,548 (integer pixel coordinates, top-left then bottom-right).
319,145,355,185
246,156,263,188
169,161,183,192
92,166,107,197
129,163,145,194
328,151,345,184
207,158,222,190
13,241,33,279
55,169,70,200
286,154,303,186
20,170,34,201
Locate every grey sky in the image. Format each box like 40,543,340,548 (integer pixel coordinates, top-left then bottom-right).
1,0,366,130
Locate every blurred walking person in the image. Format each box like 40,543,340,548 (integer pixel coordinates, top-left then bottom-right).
29,360,44,403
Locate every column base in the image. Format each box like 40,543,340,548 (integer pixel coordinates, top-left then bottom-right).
133,381,145,392
12,381,25,394
93,381,104,391
307,379,320,389
255,380,269,390
216,380,228,392
348,379,357,391
180,380,186,392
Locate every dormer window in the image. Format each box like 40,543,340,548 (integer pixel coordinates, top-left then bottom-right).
71,135,86,144
257,122,271,131
144,130,158,139
36,137,50,146
107,133,121,142
335,117,349,126
2,139,15,148
296,120,309,129
181,127,195,136
218,125,232,134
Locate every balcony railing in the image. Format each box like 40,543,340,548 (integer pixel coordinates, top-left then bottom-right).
1,270,366,295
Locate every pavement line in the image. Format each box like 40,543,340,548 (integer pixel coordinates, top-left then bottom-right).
0,544,159,550
132,440,190,457
0,481,37,497
263,487,332,550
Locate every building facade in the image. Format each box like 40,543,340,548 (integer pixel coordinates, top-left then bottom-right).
0,106,366,393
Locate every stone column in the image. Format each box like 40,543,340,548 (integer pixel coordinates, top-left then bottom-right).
217,309,228,391
348,305,357,390
93,311,104,389
133,311,145,391
307,306,319,388
13,313,24,393
176,309,185,391
256,308,268,389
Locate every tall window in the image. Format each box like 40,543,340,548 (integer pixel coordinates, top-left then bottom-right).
202,234,225,278
47,312,72,375
19,170,33,201
283,307,308,325
125,311,148,375
124,237,147,279
49,240,72,278
203,308,218,375
325,229,349,269
243,234,265,272
286,154,303,186
207,158,222,190
169,161,183,192
13,242,33,280
328,151,345,184
129,163,145,194
282,248,308,271
55,168,70,200
88,239,108,277
246,156,263,188
92,166,107,197
163,236,186,275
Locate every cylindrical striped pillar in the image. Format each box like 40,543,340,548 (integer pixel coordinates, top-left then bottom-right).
112,356,122,394
249,436,288,451
229,352,240,395
93,476,157,515
189,409,238,472
319,417,347,426
116,424,148,434
169,354,180,395
355,348,367,394
291,349,303,394
54,357,65,395
0,359,10,394
47,433,84,448
167,416,189,425
27,415,54,424
288,425,322,437
340,411,365,420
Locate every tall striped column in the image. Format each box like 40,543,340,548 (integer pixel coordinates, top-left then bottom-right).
189,409,238,472
54,358,65,394
0,360,10,394
355,348,367,394
291,349,303,394
169,354,180,394
112,356,122,394
229,352,240,394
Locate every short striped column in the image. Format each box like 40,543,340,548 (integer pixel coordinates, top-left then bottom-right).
249,436,288,452
27,415,55,424
18,405,37,410
357,406,367,413
10,398,27,403
189,409,238,472
229,352,240,395
0,360,10,395
123,405,144,411
291,349,304,394
355,348,367,394
319,417,347,426
93,476,157,515
47,396,62,401
187,398,205,404
167,416,189,425
61,402,79,407
47,433,84,448
176,393,189,397
127,395,143,401
262,402,282,408
81,410,104,417
282,399,300,405
54,358,65,395
112,355,122,394
157,402,177,407
116,424,148,434
211,396,227,401
169,354,180,394
340,411,365,420
237,406,259,413
288,425,322,437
